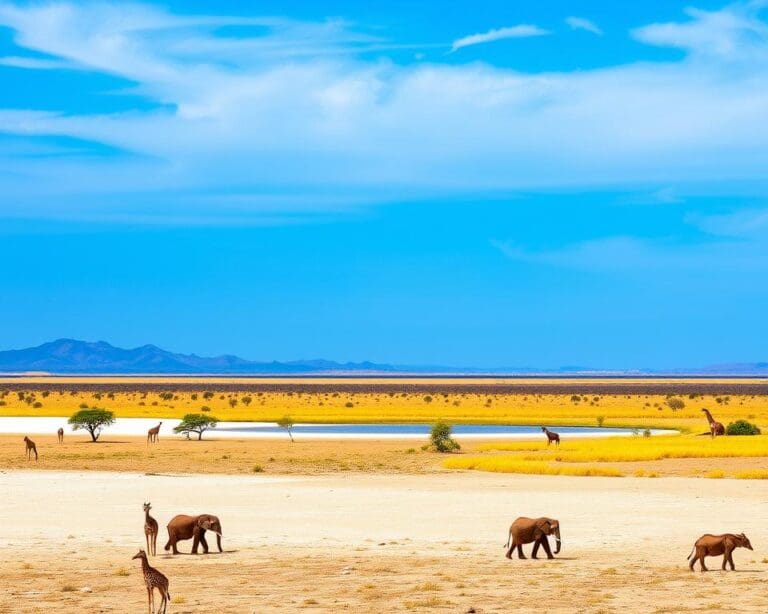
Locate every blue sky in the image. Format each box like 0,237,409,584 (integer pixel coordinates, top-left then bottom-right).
1,0,768,369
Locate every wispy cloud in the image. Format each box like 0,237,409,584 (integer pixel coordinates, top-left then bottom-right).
2,3,768,223
450,24,549,52
492,234,768,274
565,16,603,36
633,3,768,59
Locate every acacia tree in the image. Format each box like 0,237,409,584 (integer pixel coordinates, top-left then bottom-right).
68,408,115,442
173,413,219,440
277,415,295,442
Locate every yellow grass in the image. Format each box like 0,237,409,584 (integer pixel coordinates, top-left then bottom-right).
734,469,768,479
447,434,768,476
478,435,768,462
0,382,765,435
443,457,623,477
2,378,767,478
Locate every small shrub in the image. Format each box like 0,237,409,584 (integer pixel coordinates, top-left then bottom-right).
253,465,264,473
666,397,685,411
596,416,605,427
345,401,354,408
33,401,43,408
430,421,460,453
643,429,651,438
726,420,761,436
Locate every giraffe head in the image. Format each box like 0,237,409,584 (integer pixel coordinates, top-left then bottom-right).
143,502,151,513
132,549,148,561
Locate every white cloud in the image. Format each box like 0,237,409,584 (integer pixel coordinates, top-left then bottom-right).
633,3,768,59
565,16,603,36
492,234,768,274
450,25,549,52
2,3,768,223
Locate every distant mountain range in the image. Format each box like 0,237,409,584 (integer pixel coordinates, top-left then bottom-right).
0,339,767,376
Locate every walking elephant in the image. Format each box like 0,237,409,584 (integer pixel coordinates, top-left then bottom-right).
164,514,223,555
505,516,561,560
688,533,752,571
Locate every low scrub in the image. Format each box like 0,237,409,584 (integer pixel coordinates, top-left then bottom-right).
725,419,761,436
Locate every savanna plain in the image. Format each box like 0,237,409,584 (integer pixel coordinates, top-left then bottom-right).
2,377,768,613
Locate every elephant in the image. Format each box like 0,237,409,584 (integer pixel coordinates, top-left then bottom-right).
505,517,561,560
688,533,753,571
164,514,223,555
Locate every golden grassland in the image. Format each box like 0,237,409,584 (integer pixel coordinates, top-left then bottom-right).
445,435,768,478
2,377,767,478
0,381,765,433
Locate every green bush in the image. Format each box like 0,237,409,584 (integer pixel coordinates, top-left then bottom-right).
725,420,761,436
430,421,460,453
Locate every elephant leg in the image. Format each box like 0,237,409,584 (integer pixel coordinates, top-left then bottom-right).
532,539,540,559
699,554,708,572
516,544,526,560
199,531,210,554
688,554,697,571
191,533,200,554
540,536,554,559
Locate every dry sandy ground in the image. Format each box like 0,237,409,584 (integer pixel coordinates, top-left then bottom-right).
1,471,768,613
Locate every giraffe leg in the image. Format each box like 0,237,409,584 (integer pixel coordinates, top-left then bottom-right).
146,586,152,614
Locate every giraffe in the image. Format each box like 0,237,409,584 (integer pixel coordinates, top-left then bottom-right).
541,426,560,446
23,436,38,461
57,427,64,443
147,422,162,445
144,502,159,556
702,409,725,438
132,549,170,614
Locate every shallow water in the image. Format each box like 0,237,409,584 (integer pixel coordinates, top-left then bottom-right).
0,416,674,439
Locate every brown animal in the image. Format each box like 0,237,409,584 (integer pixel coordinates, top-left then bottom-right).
688,533,753,571
505,517,561,559
132,549,170,614
165,513,223,555
541,426,560,446
23,436,38,461
144,502,159,556
57,427,64,443
147,422,162,445
701,409,725,438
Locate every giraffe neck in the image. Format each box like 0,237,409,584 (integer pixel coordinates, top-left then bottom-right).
140,555,151,573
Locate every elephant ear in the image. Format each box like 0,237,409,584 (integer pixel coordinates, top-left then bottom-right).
199,517,213,530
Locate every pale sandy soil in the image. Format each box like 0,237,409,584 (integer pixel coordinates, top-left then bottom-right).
1,471,768,613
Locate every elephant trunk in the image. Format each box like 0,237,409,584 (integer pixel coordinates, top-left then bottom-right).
211,529,223,552
554,527,562,554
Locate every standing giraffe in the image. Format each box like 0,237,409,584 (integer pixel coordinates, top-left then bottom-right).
23,436,38,460
541,426,560,446
144,502,159,556
57,427,64,443
702,409,725,438
132,549,170,614
147,422,162,445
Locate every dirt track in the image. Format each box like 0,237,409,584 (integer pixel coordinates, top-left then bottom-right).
2,470,768,612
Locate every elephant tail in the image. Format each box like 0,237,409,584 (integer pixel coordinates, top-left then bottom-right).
504,528,512,548
686,546,695,560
